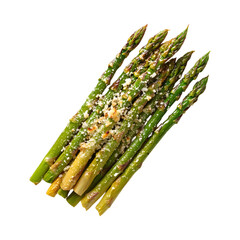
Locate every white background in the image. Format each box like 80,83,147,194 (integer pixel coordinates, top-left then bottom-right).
0,0,239,239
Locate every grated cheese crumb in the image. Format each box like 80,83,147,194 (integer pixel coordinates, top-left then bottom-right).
82,122,88,128
150,72,157,78
142,87,148,93
105,120,111,127
64,165,70,172
122,78,132,89
108,107,121,122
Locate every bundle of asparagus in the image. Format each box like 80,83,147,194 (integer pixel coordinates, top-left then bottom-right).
30,25,210,215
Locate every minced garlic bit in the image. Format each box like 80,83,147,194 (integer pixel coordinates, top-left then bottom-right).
142,87,148,93
88,124,98,133
150,72,157,78
122,78,132,89
84,111,89,119
63,165,70,172
82,122,88,128
108,107,121,122
105,120,111,127
127,95,132,102
96,94,102,99
101,76,110,84
102,131,110,139
146,95,152,101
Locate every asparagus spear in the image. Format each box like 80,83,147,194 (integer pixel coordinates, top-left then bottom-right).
61,28,188,191
96,76,209,215
81,52,209,209
43,30,168,184
30,25,147,184
73,59,176,195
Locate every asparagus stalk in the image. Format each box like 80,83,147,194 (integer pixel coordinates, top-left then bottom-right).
43,30,168,184
96,76,209,215
81,52,209,210
61,28,188,191
30,25,147,184
73,59,175,195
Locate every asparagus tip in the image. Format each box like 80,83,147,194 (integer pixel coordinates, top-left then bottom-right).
201,75,209,85
181,25,189,36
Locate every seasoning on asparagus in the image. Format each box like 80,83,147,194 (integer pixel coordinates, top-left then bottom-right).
96,76,208,215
